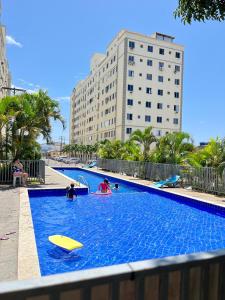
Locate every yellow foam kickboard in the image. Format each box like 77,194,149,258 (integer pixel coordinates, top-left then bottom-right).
48,235,83,251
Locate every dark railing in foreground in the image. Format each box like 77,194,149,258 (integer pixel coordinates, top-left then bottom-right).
0,160,45,184
97,159,225,195
1,249,225,299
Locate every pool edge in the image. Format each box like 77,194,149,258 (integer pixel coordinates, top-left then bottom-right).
18,188,41,280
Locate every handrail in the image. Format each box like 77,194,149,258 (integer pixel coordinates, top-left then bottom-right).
77,175,90,192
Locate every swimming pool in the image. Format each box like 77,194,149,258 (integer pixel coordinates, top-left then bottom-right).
29,167,225,276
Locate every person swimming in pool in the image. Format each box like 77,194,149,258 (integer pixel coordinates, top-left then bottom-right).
98,178,111,193
113,183,119,190
66,183,77,200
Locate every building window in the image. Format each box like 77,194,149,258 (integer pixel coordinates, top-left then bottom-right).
157,103,163,109
173,118,179,124
146,74,152,80
159,62,164,70
139,73,142,77
175,79,180,85
175,52,180,58
174,105,179,112
174,92,179,98
148,45,153,52
145,115,151,122
128,70,134,77
128,56,135,64
146,87,152,94
140,44,143,48
138,115,141,119
175,65,180,72
127,99,133,106
156,130,161,136
140,58,143,62
138,101,141,104
128,84,134,92
158,89,163,96
146,101,151,108
157,116,162,123
126,128,132,134
127,113,133,120
147,59,153,66
139,87,142,91
129,41,135,49
158,76,163,82
159,48,165,55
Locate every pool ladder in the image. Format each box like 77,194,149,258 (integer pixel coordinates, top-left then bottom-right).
77,175,90,193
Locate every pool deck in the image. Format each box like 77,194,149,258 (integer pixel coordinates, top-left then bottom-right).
0,187,20,282
1,163,225,283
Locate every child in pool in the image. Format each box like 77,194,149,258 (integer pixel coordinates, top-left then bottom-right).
98,178,111,193
113,183,119,190
66,183,77,200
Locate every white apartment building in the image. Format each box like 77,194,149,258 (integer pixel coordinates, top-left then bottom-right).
0,3,11,99
70,30,184,145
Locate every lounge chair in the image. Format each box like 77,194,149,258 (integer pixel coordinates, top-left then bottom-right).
88,161,96,168
153,175,180,188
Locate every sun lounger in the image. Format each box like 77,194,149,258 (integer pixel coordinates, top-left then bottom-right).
153,175,180,188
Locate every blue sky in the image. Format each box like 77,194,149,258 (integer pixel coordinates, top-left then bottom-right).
2,0,225,145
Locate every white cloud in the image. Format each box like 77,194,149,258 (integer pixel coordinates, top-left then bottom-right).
56,96,70,101
6,35,23,48
18,79,44,90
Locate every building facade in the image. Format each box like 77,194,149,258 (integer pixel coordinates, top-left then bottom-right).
70,30,184,145
0,2,11,99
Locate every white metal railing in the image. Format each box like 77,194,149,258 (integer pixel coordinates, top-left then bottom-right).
0,160,45,184
97,159,225,195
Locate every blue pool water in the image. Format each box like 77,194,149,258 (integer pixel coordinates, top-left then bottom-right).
57,167,144,193
29,168,225,276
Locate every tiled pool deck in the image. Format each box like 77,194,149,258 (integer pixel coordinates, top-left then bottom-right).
1,163,225,282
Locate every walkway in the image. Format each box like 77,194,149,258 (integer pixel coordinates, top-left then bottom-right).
0,187,20,281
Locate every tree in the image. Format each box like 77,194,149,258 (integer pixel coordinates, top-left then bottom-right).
174,0,225,24
0,96,19,159
120,140,142,161
130,127,157,161
0,90,65,159
150,132,194,164
187,138,225,170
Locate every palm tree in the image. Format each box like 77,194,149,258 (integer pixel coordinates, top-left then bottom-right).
120,140,142,161
63,144,72,157
98,140,115,159
0,90,65,159
151,132,194,164
130,127,157,161
71,144,79,158
187,138,225,170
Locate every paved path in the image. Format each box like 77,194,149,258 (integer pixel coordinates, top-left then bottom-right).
0,187,20,281
29,166,74,189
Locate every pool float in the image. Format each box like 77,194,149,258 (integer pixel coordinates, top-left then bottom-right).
48,235,83,251
92,190,112,195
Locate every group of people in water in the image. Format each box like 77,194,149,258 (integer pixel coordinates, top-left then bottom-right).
66,178,119,200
